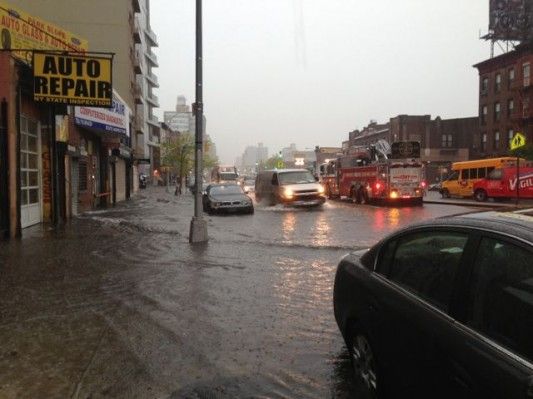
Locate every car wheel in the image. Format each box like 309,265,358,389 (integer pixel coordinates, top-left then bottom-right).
440,188,450,198
474,189,487,202
350,329,379,398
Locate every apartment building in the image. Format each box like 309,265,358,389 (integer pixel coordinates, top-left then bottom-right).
474,42,533,158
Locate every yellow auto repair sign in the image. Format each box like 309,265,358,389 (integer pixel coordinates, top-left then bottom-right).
33,52,113,107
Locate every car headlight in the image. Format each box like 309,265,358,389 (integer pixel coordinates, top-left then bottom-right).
283,188,294,199
318,185,325,194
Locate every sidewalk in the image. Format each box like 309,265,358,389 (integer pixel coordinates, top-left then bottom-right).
423,190,533,208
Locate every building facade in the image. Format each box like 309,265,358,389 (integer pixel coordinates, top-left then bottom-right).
345,115,478,183
0,1,153,238
17,0,161,189
474,42,533,158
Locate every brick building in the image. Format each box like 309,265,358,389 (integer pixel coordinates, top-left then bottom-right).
474,42,533,158
346,115,478,182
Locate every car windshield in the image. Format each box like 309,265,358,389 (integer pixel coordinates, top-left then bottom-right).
210,185,243,195
278,171,316,185
219,172,238,180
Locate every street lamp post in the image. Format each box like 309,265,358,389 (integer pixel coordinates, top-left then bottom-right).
189,0,208,243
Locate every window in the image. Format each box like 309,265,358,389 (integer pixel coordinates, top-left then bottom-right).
495,73,501,92
494,131,500,149
466,237,533,363
477,167,487,178
488,169,503,180
441,134,453,148
523,63,530,87
494,102,501,121
462,169,470,180
508,99,514,117
388,231,469,311
481,105,488,125
508,129,514,146
482,133,487,152
468,168,478,179
481,77,489,94
508,68,515,88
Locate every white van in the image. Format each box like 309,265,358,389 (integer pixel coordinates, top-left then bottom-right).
255,169,326,207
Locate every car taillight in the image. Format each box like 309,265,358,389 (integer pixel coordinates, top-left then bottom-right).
375,182,382,190
420,181,427,188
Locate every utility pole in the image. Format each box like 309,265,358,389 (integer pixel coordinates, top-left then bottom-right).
189,0,208,243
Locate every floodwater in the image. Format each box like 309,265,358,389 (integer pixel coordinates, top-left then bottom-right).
0,188,475,398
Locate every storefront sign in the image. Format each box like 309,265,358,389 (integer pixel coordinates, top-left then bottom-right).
33,52,113,107
74,91,130,137
0,1,88,64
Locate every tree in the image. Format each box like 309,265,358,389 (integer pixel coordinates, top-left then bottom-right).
264,153,283,169
161,132,219,192
161,133,194,193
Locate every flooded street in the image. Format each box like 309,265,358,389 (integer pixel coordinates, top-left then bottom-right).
0,188,475,398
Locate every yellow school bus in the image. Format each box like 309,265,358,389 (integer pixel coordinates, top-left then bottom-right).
440,157,526,198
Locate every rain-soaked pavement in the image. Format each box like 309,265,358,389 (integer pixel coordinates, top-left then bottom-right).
0,187,477,399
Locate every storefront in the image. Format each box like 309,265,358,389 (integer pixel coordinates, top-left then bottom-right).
73,91,131,209
19,115,42,228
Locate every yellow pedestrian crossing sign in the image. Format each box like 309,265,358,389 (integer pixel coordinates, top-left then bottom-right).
276,160,284,169
510,132,526,150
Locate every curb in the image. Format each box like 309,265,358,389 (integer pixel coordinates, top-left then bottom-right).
422,199,508,208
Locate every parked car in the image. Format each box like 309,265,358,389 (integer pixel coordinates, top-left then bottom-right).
333,208,533,398
202,183,254,215
255,169,326,207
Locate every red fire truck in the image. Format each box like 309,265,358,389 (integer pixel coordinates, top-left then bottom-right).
319,142,426,205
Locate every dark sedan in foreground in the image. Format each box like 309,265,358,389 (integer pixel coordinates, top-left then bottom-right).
334,208,533,398
202,183,254,215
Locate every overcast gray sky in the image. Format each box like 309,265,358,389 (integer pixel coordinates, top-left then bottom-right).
151,0,490,164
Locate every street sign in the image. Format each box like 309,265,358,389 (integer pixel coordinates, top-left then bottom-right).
510,132,527,150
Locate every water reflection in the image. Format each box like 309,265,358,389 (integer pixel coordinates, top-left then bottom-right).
282,212,296,242
372,207,401,231
312,212,331,247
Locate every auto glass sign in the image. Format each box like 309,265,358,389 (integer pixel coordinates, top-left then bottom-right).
0,1,89,65
33,52,112,107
